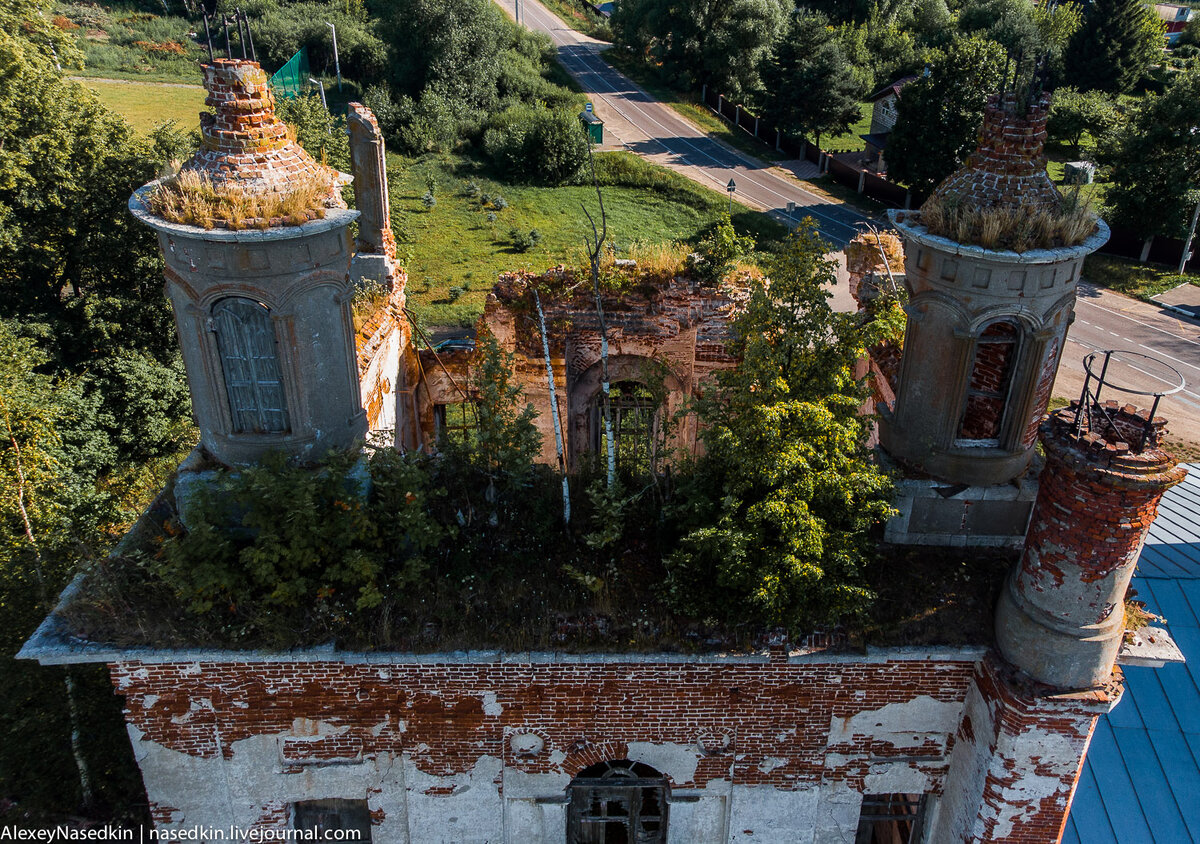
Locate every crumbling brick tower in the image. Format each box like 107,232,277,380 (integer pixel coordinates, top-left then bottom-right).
997,401,1186,687
883,93,1110,546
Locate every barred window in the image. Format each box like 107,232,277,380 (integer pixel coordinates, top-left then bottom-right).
211,297,290,434
567,760,668,844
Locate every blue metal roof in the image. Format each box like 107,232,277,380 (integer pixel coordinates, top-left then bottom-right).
1063,465,1200,844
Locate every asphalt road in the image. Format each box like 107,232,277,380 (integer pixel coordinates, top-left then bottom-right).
495,0,869,247
1054,283,1200,445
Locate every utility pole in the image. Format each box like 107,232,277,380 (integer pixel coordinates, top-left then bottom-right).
326,22,341,91
310,77,329,118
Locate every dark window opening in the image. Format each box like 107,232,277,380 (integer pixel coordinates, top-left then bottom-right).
957,321,1019,444
290,798,372,842
433,401,477,449
855,793,926,844
590,381,662,477
211,297,290,434
567,760,668,844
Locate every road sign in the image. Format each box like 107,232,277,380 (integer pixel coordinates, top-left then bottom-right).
585,102,594,113
726,178,736,192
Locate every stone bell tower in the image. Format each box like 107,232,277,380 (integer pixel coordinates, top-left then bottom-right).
882,93,1110,546
129,59,364,466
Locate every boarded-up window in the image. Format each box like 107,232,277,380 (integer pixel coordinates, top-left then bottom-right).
567,759,668,844
957,321,1019,444
855,793,927,843
211,297,290,434
290,798,372,841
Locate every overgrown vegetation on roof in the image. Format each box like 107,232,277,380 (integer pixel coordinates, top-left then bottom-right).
911,191,1098,252
64,224,921,652
146,169,339,230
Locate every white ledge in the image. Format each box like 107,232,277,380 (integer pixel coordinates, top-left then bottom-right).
887,209,1111,264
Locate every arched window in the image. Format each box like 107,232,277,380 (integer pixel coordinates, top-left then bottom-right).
211,297,290,434
957,320,1019,444
567,760,668,844
590,381,662,477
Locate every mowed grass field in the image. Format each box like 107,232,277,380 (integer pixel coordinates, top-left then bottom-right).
80,79,206,133
392,151,788,326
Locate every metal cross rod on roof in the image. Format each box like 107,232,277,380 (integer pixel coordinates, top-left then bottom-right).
201,12,214,62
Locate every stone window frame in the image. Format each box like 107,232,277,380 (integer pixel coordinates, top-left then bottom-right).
210,296,292,435
566,759,669,844
954,318,1023,448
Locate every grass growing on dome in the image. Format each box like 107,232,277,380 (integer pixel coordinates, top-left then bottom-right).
913,191,1097,252
146,168,338,230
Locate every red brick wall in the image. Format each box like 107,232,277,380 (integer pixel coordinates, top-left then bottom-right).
959,322,1018,440
112,658,975,791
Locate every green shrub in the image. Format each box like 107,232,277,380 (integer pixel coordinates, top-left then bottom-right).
482,105,588,184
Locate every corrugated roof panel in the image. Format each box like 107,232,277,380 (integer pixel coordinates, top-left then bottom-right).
1121,664,1179,735
1064,762,1117,844
1145,727,1200,842
1087,718,1156,842
1113,725,1191,843
1067,465,1200,841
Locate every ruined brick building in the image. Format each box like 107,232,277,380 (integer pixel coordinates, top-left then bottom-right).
19,63,1191,843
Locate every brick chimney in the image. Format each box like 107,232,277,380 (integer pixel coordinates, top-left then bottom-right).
926,93,1060,214
182,58,342,201
996,402,1186,688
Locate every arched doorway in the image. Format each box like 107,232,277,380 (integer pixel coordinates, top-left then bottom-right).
566,759,669,843
590,381,663,477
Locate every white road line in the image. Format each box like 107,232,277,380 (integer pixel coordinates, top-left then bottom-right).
1066,337,1200,402
507,0,863,243
1077,285,1200,349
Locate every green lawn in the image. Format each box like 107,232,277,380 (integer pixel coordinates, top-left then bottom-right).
1082,253,1200,301
822,105,873,153
81,79,206,133
393,151,787,326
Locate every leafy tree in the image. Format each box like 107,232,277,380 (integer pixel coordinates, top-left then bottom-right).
612,0,789,100
234,0,387,84
886,36,1007,194
762,11,865,149
454,329,541,478
276,92,351,172
687,215,755,284
1101,68,1200,241
1065,0,1165,94
1048,85,1122,156
666,221,894,632
369,0,507,110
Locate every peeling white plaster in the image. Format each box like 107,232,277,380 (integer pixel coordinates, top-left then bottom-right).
626,741,700,785
828,695,961,746
479,691,502,717
758,757,788,774
989,727,1084,839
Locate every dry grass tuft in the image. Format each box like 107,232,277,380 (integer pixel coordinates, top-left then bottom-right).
146,169,337,230
917,193,1096,253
